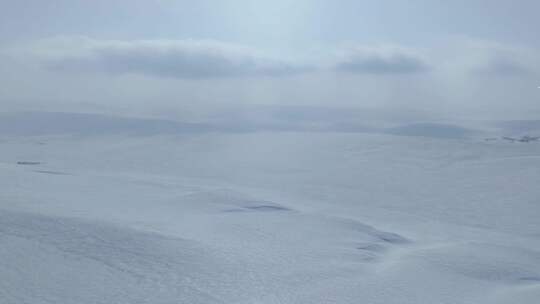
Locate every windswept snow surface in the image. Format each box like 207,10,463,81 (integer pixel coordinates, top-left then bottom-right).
1,118,540,303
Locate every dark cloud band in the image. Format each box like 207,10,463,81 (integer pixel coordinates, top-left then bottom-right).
41,38,306,79
335,48,429,74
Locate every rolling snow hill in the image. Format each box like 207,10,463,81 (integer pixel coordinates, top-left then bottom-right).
1,112,539,303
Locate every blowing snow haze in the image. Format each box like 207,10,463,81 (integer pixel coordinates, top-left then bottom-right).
1,1,540,304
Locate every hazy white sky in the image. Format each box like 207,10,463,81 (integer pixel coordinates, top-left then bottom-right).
0,0,539,121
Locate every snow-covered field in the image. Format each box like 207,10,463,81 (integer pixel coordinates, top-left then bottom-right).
1,113,540,303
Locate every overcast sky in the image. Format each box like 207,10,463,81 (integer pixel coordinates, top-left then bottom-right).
0,0,539,121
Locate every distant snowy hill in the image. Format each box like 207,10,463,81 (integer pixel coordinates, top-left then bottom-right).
495,120,540,134
0,111,215,136
0,111,485,139
385,123,476,139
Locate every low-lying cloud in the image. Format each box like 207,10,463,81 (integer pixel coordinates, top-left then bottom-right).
3,36,540,121
32,37,306,79
16,37,539,81
335,47,429,74
475,57,532,77
454,39,539,77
